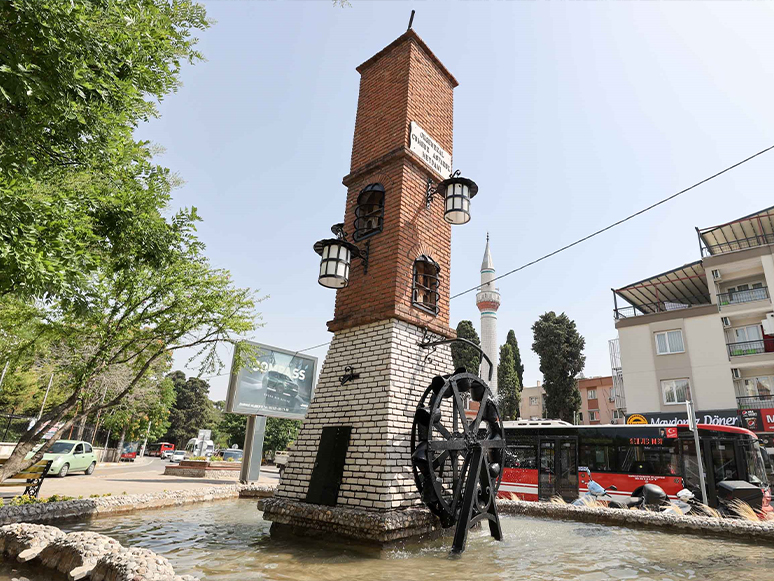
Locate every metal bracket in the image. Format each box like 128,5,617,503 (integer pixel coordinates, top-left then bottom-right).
417,328,494,382
425,169,460,209
339,366,360,386
359,240,370,275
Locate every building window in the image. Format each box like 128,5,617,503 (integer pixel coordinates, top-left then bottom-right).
655,330,685,355
735,376,773,398
529,396,539,406
612,409,622,420
353,183,385,241
662,378,690,405
587,389,597,400
589,410,599,422
412,255,440,315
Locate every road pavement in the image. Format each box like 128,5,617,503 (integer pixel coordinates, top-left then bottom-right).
1,457,279,500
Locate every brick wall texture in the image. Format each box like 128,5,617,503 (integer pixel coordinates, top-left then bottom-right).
330,30,457,339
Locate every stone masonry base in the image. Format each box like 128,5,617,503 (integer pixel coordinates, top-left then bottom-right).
259,497,441,543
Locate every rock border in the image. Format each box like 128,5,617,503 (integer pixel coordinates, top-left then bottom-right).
0,483,275,527
498,499,774,543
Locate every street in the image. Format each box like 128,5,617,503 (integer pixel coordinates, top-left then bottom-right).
1,457,279,501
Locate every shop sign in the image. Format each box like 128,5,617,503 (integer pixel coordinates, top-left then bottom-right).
738,408,774,432
625,409,739,426
409,121,452,177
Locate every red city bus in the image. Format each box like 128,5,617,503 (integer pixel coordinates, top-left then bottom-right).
146,442,175,457
499,420,771,511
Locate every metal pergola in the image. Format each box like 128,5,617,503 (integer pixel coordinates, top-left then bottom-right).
697,205,774,257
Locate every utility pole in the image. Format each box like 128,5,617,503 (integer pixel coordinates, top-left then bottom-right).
685,392,708,505
139,421,152,458
0,361,8,391
37,374,53,421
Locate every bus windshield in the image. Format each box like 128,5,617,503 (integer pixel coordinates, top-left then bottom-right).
744,441,769,487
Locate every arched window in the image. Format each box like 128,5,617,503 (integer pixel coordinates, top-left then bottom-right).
353,183,385,241
413,255,441,315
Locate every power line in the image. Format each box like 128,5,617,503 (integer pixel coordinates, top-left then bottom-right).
449,144,774,301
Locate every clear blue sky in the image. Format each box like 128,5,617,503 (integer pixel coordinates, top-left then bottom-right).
140,1,774,400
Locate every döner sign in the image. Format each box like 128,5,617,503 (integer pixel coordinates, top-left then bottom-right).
409,121,452,177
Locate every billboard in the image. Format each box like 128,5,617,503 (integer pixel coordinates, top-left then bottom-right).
226,341,317,419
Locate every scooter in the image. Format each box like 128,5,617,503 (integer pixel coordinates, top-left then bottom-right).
624,483,692,514
573,468,622,508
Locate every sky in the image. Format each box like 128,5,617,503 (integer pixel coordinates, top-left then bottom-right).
139,0,774,401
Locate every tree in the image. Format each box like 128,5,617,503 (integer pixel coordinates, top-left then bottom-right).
531,312,586,423
497,344,520,421
263,418,301,456
0,0,209,304
451,320,481,373
0,0,208,177
218,413,247,449
505,330,524,390
165,372,214,449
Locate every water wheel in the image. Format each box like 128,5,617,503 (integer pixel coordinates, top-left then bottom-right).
410,368,506,553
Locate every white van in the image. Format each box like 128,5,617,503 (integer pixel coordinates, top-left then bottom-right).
184,438,215,458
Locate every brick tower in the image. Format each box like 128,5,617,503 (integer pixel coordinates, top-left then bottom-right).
262,28,462,541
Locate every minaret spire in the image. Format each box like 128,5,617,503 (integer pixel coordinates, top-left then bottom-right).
476,235,501,393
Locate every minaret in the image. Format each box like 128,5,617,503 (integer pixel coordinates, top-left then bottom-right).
476,234,500,394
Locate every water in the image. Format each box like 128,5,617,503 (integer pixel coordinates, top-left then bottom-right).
0,499,771,581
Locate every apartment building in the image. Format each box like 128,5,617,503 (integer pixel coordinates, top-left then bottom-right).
612,206,774,442
518,377,620,424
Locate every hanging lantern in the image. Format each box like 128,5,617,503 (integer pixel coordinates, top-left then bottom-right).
313,238,360,289
438,174,478,225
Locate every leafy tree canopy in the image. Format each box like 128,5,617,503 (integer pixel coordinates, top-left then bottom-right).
497,344,520,421
451,320,481,374
531,312,585,423
264,418,301,455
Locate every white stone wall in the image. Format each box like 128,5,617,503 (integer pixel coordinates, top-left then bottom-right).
275,318,453,511
480,313,498,393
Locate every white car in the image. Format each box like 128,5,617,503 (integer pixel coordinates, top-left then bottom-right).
171,450,186,463
161,449,175,460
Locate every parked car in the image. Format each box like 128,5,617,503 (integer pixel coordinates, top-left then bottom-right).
25,440,98,477
221,449,243,462
171,449,186,463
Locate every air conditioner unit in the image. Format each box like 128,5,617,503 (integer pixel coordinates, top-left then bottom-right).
610,419,618,424
762,313,774,335
711,269,722,281
731,368,741,379
608,397,615,403
721,316,731,328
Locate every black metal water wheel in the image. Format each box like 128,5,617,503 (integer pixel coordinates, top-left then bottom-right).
410,369,505,552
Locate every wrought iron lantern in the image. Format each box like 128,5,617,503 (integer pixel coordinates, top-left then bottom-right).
313,223,369,289
426,170,479,225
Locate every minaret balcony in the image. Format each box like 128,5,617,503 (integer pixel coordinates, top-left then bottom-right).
476,290,501,311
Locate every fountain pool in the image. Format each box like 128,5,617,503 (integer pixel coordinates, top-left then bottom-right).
0,499,770,581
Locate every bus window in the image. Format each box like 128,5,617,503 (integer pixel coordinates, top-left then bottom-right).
505,445,536,469
579,443,614,472
742,441,769,487
710,440,738,483
616,444,677,476
681,440,702,497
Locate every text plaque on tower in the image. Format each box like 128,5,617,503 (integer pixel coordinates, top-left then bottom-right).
409,121,452,177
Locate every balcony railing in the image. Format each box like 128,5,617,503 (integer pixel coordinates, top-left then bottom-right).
717,286,769,306
727,339,767,357
614,299,702,320
702,233,774,257
737,395,774,410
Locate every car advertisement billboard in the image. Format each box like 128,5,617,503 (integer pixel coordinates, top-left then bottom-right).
226,341,317,419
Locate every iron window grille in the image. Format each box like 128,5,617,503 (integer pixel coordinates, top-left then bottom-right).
353,183,385,241
412,255,441,315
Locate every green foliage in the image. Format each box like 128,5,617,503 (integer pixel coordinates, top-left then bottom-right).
497,344,520,421
0,0,208,177
218,413,247,448
164,372,214,448
451,320,481,374
263,418,301,455
11,493,75,505
505,330,524,390
531,312,586,423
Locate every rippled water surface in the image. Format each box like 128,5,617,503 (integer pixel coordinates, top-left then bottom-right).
1,499,771,581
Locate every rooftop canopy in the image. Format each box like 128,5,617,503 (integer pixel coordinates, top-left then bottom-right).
613,260,710,318
698,205,774,257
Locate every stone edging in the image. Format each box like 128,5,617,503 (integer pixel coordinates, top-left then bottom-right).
498,499,774,543
0,484,275,526
0,523,196,581
259,496,440,542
